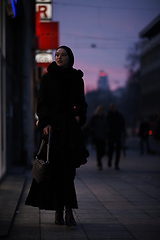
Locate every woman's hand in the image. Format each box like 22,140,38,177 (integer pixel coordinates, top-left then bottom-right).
43,125,51,135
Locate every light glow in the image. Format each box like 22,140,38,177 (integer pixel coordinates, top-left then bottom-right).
11,0,16,17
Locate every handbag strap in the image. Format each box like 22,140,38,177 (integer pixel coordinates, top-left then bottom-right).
46,132,51,163
37,139,46,156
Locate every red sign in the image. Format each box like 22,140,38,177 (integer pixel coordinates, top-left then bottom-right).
36,3,52,20
37,62,51,75
35,12,41,36
37,62,50,68
36,22,59,50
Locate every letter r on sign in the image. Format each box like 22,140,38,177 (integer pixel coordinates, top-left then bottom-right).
38,6,47,18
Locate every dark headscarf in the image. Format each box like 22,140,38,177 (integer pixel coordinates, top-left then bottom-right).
56,45,74,67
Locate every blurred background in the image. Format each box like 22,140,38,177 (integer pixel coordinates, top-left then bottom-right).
0,0,160,180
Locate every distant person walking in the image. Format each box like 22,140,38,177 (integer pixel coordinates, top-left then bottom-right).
88,106,108,170
107,103,125,170
138,118,150,155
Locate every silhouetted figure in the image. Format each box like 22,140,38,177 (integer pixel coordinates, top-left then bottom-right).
107,103,125,170
138,118,150,155
88,106,108,170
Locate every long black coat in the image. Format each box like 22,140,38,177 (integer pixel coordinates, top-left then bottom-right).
25,62,88,210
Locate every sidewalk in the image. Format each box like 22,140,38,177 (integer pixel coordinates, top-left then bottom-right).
1,144,160,240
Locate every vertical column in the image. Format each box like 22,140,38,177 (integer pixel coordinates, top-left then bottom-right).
0,0,6,179
22,0,34,166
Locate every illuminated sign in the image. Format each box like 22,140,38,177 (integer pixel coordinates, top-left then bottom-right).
37,22,59,50
35,12,59,50
7,0,17,18
35,0,52,21
36,0,51,2
36,4,52,20
35,52,53,63
35,12,41,36
35,0,58,63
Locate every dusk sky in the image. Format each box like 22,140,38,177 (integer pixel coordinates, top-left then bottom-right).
52,0,160,92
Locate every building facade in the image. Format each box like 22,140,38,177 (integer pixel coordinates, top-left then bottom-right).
0,0,7,179
0,0,35,181
139,14,160,122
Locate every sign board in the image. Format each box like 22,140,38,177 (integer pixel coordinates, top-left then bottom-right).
35,0,58,61
36,0,51,2
35,52,53,63
37,22,59,50
36,3,52,21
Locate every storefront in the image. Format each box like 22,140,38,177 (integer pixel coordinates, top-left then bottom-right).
0,0,7,180
0,0,36,181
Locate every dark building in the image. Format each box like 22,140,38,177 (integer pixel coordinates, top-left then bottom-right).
97,71,109,91
0,0,35,180
139,14,160,122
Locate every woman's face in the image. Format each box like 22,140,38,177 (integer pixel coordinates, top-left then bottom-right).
55,48,69,68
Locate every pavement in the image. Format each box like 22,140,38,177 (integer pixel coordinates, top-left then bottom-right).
0,137,160,240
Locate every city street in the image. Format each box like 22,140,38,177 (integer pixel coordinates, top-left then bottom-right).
1,137,160,240
1,2,160,240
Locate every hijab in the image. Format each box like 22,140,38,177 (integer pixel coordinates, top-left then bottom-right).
55,45,74,67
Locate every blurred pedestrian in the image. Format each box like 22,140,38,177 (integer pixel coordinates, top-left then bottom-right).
107,103,125,170
25,46,89,226
138,117,150,155
121,130,127,156
88,106,108,170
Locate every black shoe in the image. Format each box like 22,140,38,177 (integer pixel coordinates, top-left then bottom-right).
65,208,77,226
55,210,64,225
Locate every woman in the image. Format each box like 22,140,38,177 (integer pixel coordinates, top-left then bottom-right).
25,46,88,226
